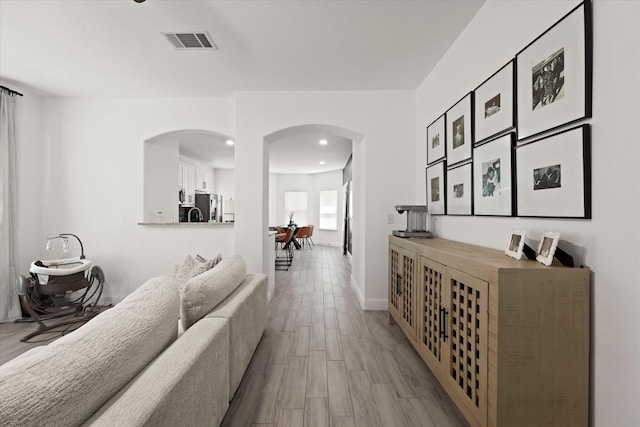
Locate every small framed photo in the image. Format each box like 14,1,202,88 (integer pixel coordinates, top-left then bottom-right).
474,60,515,144
505,229,526,260
426,161,446,215
446,162,472,215
473,133,514,216
446,93,473,166
427,114,446,165
516,125,591,218
516,1,592,140
536,231,561,266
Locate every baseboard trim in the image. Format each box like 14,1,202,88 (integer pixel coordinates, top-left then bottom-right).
349,275,388,311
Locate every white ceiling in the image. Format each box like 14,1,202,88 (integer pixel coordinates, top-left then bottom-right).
0,0,484,174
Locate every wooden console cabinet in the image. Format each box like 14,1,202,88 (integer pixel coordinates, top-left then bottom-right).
388,236,590,427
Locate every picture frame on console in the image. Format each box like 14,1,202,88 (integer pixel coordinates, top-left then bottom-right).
426,114,446,165
516,125,591,218
445,93,473,166
505,229,527,260
426,161,446,215
474,60,515,144
473,133,514,216
516,1,592,140
536,231,561,266
446,162,472,216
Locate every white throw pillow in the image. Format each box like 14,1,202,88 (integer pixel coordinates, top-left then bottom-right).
173,253,222,292
180,255,246,330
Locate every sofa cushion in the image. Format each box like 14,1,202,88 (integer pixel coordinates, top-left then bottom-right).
84,317,230,427
0,276,179,427
173,253,222,293
205,273,268,399
180,254,247,331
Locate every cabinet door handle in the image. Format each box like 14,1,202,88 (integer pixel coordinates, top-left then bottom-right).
396,274,402,295
442,308,448,341
439,307,444,339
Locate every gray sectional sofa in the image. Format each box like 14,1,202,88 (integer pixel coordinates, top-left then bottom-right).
0,255,267,427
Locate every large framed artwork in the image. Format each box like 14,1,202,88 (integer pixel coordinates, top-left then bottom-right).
445,93,473,166
426,161,446,215
516,1,592,140
446,162,472,216
473,133,514,216
427,114,446,165
516,124,591,218
474,60,515,144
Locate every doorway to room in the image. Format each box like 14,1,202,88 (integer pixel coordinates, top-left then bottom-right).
264,124,360,258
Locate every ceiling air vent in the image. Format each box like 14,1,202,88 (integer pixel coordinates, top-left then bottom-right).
162,32,218,50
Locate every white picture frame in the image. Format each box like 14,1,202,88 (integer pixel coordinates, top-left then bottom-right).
446,93,473,166
427,114,446,165
536,231,561,266
505,229,527,260
426,161,446,215
446,162,472,216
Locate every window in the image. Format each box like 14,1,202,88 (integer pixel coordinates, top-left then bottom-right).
319,190,338,230
284,191,308,225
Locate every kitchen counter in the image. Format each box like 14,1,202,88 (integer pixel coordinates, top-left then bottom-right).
137,222,234,227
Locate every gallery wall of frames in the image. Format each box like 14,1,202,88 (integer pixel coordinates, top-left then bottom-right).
425,0,592,219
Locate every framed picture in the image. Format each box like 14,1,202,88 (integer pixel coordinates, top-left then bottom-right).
427,114,446,165
473,133,514,216
516,1,592,140
536,231,561,266
446,162,472,215
426,161,446,215
474,60,515,144
446,93,473,166
505,229,526,260
516,125,591,218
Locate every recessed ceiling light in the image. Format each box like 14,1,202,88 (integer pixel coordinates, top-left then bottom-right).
319,161,326,165
226,140,235,146
319,139,328,146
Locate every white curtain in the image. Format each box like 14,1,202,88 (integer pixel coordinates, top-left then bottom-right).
0,90,22,322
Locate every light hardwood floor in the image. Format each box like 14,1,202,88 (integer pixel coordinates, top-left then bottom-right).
221,245,468,427
0,245,469,427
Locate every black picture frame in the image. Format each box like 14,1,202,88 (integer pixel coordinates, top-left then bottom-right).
474,60,516,145
426,161,446,215
426,113,446,165
473,133,515,217
445,93,473,166
516,1,592,140
446,162,473,216
515,124,591,218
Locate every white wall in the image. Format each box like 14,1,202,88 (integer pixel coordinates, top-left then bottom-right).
272,170,344,247
144,137,179,222
214,168,235,200
40,97,237,302
235,91,415,309
415,1,640,425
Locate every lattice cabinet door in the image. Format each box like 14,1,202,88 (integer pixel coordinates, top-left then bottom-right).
388,244,402,322
444,268,489,427
399,248,417,340
417,256,447,374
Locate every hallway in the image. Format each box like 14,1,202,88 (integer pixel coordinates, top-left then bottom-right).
222,245,468,427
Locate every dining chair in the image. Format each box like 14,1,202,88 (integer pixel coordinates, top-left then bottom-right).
275,227,295,270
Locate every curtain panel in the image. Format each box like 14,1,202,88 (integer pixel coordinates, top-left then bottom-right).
0,91,22,322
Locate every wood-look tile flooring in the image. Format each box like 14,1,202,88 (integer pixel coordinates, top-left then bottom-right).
221,245,468,427
0,245,469,427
